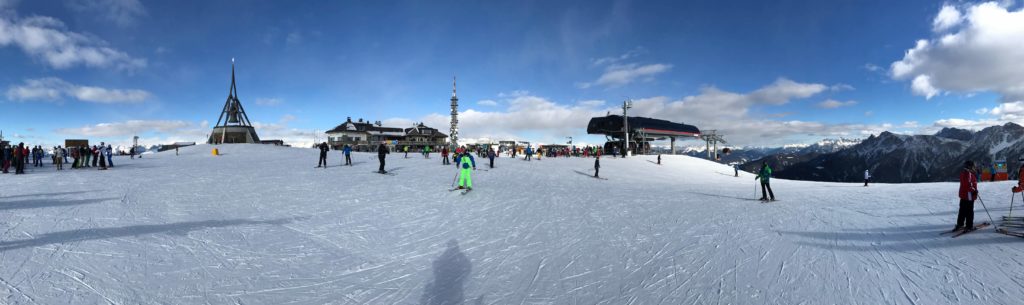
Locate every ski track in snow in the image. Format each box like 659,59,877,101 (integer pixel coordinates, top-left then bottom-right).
1,144,1024,304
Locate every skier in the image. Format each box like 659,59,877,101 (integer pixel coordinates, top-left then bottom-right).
594,154,601,178
487,148,495,168
657,154,661,165
864,169,871,187
377,141,390,173
55,145,64,171
424,146,431,159
317,142,329,168
404,145,409,158
1,144,9,173
954,160,979,233
455,149,476,190
990,163,996,182
754,161,775,201
734,163,739,177
92,145,99,167
525,146,533,161
1013,158,1024,193
98,142,108,170
107,144,114,167
441,146,450,165
14,143,25,174
130,146,136,159
343,144,352,166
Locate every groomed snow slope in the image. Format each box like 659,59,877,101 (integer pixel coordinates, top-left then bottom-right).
1,144,1023,304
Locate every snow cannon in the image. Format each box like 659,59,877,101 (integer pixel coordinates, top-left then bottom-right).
212,148,220,156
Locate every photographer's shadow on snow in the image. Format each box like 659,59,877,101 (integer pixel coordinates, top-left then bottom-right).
0,218,293,252
420,239,473,305
780,223,1017,252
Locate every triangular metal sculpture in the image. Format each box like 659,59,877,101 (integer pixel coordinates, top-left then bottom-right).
208,59,260,144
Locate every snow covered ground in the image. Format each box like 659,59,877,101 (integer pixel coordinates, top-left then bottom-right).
2,144,1024,304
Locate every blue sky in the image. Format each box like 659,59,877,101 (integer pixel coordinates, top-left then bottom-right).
2,0,1023,148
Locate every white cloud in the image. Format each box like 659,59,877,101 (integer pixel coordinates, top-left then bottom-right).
5,77,150,103
933,118,1003,130
66,0,147,27
830,84,855,91
891,2,1024,102
988,101,1024,120
581,48,672,89
56,120,194,137
254,98,283,106
394,79,881,146
0,13,146,70
580,63,673,88
477,99,498,106
863,63,882,72
747,78,828,105
577,100,605,108
251,115,318,148
0,0,18,10
591,47,646,66
817,99,858,109
286,31,302,45
910,75,940,99
52,116,317,148
933,5,963,32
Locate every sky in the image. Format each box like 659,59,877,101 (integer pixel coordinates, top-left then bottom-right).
1,0,1024,149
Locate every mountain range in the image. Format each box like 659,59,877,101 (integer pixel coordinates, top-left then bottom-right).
768,123,1024,183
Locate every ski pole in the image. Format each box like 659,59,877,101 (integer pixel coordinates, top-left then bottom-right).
451,171,459,188
978,196,998,230
1007,191,1015,220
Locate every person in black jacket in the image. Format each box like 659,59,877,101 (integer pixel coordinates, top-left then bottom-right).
487,148,496,168
594,155,601,178
377,142,390,173
317,142,329,168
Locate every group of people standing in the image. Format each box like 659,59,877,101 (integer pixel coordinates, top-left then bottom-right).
316,142,353,168
1,142,117,174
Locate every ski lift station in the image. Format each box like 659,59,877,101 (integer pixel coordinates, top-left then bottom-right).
586,114,701,155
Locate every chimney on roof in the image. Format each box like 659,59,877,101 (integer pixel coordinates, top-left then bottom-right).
359,118,363,123
346,117,352,123
376,121,382,127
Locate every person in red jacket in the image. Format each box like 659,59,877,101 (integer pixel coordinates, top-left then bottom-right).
955,160,979,233
441,146,450,165
1012,158,1024,193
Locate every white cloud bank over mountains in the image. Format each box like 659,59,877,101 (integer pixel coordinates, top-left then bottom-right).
393,78,896,146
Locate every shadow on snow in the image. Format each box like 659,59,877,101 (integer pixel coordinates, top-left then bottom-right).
420,239,473,305
0,218,293,252
779,223,1022,252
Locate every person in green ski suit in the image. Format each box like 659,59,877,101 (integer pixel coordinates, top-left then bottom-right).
455,151,476,190
755,161,776,201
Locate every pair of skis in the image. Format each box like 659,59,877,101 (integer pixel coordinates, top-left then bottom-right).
448,188,472,195
942,222,991,238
